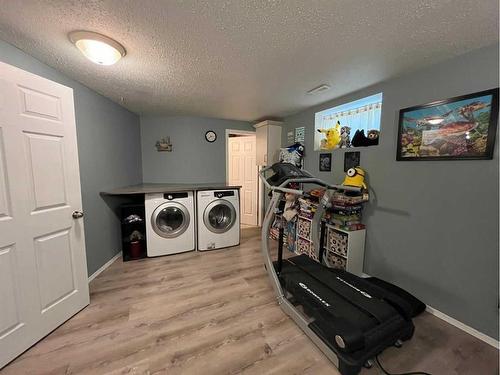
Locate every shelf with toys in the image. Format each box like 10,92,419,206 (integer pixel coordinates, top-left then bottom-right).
269,166,369,276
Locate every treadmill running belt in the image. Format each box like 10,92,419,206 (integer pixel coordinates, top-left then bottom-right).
288,255,397,323
277,255,412,354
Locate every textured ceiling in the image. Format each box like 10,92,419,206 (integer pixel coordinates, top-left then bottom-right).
0,0,498,121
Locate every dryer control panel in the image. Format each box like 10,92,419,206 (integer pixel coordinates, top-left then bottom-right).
214,191,235,198
163,192,189,200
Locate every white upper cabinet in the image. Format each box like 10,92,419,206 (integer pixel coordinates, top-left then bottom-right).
254,120,282,166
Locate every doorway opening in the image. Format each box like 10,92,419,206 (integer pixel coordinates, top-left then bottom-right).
225,129,259,227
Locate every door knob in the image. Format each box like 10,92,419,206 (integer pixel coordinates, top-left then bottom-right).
72,210,84,219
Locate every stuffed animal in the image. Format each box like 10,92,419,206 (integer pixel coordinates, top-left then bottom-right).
351,129,380,147
366,130,380,145
351,129,365,147
279,142,305,167
342,167,367,189
339,126,351,148
317,121,341,150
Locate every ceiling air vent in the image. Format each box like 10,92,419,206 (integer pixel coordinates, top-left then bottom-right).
307,84,331,95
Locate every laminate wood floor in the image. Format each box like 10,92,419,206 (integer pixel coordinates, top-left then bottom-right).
2,227,498,375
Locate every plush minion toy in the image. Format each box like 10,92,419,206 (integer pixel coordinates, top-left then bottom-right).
342,167,367,190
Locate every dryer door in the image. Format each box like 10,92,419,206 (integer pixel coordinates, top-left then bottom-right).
152,202,190,238
204,199,237,234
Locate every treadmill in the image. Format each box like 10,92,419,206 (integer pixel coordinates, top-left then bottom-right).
259,163,417,375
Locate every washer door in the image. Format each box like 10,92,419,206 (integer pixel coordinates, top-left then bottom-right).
204,199,236,234
152,202,190,238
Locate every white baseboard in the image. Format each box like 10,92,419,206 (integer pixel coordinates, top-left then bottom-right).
88,251,122,283
425,305,499,349
361,272,499,349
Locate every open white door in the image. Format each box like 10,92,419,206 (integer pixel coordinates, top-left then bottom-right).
228,135,258,226
0,62,89,368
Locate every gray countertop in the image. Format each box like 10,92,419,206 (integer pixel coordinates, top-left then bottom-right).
101,183,241,195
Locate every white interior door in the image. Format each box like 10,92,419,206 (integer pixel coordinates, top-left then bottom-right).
228,135,258,226
0,62,89,369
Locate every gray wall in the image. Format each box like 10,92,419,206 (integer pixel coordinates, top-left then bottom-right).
283,44,499,339
0,40,143,276
141,116,253,183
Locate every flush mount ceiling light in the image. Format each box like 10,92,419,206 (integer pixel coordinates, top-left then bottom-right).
69,31,126,65
307,84,331,95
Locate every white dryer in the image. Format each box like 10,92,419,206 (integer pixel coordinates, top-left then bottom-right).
145,192,195,256
197,189,240,251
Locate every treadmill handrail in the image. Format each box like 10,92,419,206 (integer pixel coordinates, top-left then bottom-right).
258,165,360,195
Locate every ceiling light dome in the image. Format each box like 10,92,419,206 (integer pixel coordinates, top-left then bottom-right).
69,31,126,65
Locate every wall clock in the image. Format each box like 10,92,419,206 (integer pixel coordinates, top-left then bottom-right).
205,130,217,143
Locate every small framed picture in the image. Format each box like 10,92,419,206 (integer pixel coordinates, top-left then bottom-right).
397,88,499,160
319,153,332,172
344,151,360,172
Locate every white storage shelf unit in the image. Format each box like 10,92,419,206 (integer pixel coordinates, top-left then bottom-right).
295,215,366,276
325,223,365,276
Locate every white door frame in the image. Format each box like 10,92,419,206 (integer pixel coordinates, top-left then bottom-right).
225,129,262,226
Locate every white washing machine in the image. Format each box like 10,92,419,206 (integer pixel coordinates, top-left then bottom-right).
197,189,240,251
145,192,195,256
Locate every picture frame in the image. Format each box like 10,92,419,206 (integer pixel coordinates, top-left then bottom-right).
396,88,499,161
319,153,332,172
344,151,360,172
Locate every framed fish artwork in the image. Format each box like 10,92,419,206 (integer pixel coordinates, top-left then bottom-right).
396,88,498,160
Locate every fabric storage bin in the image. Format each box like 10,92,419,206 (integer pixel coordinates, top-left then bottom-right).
308,246,319,261
297,217,311,239
325,251,347,270
327,227,348,257
296,237,311,255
